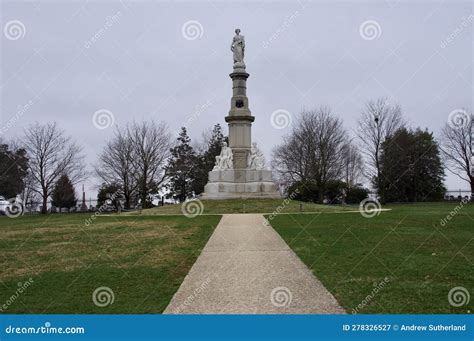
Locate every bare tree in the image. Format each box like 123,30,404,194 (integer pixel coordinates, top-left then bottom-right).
342,141,364,187
96,126,137,209
273,108,347,202
440,111,473,197
23,122,85,213
356,98,405,197
21,170,40,212
127,120,171,208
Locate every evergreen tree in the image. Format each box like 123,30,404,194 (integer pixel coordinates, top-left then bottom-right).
97,182,122,209
0,144,28,199
379,128,445,202
192,124,227,195
51,174,77,212
166,127,197,202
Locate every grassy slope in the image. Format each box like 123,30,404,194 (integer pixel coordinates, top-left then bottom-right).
268,202,474,314
136,199,355,215
0,213,221,313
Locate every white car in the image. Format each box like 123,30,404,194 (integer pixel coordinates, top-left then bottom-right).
0,196,11,215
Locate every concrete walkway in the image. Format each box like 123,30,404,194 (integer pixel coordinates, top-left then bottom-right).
164,214,345,314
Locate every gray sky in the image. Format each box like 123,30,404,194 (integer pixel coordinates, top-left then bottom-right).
1,0,473,199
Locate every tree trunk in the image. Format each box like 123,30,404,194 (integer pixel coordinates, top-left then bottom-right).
470,177,474,202
41,193,48,214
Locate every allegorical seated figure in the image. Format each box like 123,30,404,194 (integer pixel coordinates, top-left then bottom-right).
247,142,265,170
213,142,233,170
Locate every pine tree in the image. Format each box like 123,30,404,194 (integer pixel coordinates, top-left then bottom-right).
51,174,77,212
379,128,445,202
166,127,197,202
0,144,28,199
192,124,228,195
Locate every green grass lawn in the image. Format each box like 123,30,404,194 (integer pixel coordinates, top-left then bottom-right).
267,202,474,314
136,198,355,215
0,213,221,313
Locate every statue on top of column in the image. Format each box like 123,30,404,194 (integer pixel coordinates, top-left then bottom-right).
231,28,245,67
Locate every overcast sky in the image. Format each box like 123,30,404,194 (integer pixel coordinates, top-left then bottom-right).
1,0,473,199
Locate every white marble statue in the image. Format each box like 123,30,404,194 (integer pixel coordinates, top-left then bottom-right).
213,142,233,170
231,28,245,66
248,142,265,170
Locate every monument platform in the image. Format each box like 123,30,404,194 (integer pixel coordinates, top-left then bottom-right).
202,169,281,199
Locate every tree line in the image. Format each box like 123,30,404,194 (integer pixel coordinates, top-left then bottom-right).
0,97,472,213
273,98,471,203
0,121,227,213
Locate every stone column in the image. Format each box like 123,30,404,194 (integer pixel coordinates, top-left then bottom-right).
225,67,255,169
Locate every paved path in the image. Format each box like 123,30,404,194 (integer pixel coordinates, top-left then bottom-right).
164,214,345,314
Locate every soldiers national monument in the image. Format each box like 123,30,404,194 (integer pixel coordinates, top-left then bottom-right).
202,29,281,199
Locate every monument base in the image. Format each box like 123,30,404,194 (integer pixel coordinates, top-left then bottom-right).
202,169,281,200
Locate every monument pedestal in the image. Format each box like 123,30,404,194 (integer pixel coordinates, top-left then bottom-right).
202,169,281,199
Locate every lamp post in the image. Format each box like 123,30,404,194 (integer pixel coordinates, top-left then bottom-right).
374,113,383,202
